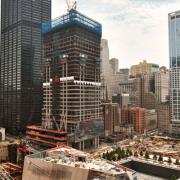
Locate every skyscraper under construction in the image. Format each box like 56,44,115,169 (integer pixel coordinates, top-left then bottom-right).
41,9,103,149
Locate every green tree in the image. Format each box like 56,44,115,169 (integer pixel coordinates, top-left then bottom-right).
153,154,157,160
158,155,163,162
145,152,150,159
118,153,121,160
125,149,130,157
106,152,110,160
129,150,133,156
114,153,119,161
102,153,106,159
168,156,172,164
175,159,179,165
121,149,125,158
170,175,178,180
134,152,138,157
140,151,144,156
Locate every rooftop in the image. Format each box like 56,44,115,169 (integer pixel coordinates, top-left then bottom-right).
42,10,102,35
27,145,127,176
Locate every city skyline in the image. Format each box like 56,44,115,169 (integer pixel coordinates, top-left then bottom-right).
52,0,180,68
0,1,179,179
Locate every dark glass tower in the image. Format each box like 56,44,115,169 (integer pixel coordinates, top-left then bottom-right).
169,11,180,136
0,0,51,132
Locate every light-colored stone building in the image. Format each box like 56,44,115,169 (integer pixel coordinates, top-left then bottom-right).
155,67,169,103
109,58,119,75
100,39,111,100
130,60,159,76
100,39,128,99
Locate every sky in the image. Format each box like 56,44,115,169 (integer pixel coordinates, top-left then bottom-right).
52,0,180,68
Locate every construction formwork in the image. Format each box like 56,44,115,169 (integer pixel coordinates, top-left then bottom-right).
26,125,67,148
41,10,103,149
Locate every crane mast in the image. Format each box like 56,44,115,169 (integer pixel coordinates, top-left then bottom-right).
66,0,77,11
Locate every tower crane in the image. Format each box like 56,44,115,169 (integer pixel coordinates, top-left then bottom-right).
66,0,77,11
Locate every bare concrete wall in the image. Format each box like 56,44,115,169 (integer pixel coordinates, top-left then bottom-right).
22,157,89,180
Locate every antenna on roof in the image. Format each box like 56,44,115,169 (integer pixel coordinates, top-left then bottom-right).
66,0,77,11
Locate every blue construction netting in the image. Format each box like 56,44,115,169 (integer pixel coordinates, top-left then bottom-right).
42,10,102,35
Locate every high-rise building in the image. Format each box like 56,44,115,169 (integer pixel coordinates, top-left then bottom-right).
42,9,102,150
119,68,129,76
121,107,157,134
155,67,169,103
130,60,159,76
157,103,170,133
0,0,51,132
131,108,145,134
119,80,133,95
112,93,130,108
131,74,156,109
169,11,180,136
109,58,119,75
102,103,120,136
100,39,111,100
144,109,157,132
100,41,129,100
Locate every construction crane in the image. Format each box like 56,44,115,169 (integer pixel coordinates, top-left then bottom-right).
0,165,14,180
66,0,77,11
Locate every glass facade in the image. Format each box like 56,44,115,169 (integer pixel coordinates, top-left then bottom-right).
169,11,180,135
0,0,51,132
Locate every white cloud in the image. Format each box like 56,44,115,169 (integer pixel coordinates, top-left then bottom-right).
52,0,180,68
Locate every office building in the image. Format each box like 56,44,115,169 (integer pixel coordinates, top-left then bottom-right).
121,107,133,125
131,74,157,109
144,109,157,132
119,68,129,76
119,80,133,95
169,11,180,136
41,9,102,150
110,71,128,97
109,58,119,75
0,0,51,132
100,42,128,100
121,107,157,134
157,103,170,133
130,60,159,76
131,108,145,134
100,39,112,100
155,67,169,103
112,93,130,108
121,107,145,134
102,103,120,136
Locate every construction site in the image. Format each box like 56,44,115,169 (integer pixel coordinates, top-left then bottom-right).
120,136,180,160
26,3,104,151
0,163,22,180
22,145,134,180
